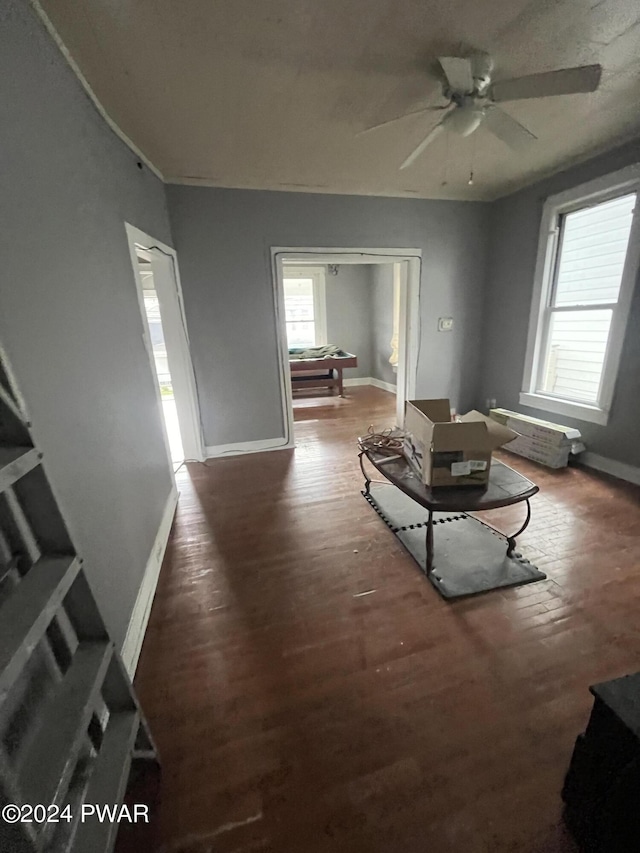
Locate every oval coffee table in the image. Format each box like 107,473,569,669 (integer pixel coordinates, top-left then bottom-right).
359,446,545,599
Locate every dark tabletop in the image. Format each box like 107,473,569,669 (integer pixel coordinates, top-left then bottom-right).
362,448,538,512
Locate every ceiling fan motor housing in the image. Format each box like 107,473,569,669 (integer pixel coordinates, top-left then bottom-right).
471,52,494,94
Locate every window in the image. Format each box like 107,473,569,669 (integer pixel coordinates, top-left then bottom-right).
521,167,640,425
282,266,327,348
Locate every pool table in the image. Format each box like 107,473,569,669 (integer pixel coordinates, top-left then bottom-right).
289,349,358,396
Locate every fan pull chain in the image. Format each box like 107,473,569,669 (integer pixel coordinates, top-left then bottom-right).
441,132,450,188
468,129,477,186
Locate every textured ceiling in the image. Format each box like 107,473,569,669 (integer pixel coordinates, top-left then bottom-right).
39,0,640,200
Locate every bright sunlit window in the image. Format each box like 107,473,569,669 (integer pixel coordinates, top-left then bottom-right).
282,266,327,348
521,168,639,425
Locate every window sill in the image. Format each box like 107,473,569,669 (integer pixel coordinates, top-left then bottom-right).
518,392,609,426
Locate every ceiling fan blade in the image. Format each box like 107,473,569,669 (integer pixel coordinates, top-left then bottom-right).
358,105,447,136
483,105,537,151
400,112,451,170
438,56,474,93
490,64,602,102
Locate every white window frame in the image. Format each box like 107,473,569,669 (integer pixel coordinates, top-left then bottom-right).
520,164,640,426
282,265,328,347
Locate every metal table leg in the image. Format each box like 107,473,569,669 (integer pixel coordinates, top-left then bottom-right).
506,498,532,556
426,509,434,574
359,451,371,496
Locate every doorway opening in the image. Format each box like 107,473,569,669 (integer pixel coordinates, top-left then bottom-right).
271,249,421,444
137,250,184,469
126,224,204,473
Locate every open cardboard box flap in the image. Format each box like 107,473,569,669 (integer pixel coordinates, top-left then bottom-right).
404,399,449,448
458,410,518,450
432,420,487,451
409,399,452,422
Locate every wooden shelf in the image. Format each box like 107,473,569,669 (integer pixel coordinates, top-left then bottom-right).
0,556,80,702
70,712,140,853
17,642,113,810
0,447,40,492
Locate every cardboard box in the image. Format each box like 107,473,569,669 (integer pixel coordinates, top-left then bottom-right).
404,399,518,487
506,436,570,469
489,408,584,469
489,408,581,446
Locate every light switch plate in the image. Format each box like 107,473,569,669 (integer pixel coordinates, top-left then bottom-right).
438,317,453,332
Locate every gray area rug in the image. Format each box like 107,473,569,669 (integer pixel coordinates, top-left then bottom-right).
364,482,546,599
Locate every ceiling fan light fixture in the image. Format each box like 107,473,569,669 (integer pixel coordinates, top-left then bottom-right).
447,103,484,137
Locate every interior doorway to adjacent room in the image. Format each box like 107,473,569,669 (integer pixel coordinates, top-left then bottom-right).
126,224,204,472
272,249,421,441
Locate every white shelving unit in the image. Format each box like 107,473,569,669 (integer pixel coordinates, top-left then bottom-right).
0,347,159,853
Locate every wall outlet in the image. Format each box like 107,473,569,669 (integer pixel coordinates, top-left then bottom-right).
486,398,497,410
438,317,453,332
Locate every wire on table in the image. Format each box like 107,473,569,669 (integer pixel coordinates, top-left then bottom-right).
358,425,406,455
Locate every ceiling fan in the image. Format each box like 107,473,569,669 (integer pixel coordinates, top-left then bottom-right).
360,54,602,170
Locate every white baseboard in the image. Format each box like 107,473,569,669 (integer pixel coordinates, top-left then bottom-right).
343,377,372,387
580,452,640,486
205,436,294,458
370,377,397,394
344,377,397,394
122,487,178,676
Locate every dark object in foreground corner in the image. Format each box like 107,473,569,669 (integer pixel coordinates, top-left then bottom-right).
563,672,640,851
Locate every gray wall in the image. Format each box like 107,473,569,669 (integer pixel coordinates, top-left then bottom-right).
1,0,175,648
167,185,490,447
324,265,373,379
371,265,397,387
478,139,640,467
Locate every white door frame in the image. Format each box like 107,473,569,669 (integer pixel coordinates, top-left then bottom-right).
271,247,422,443
125,223,205,465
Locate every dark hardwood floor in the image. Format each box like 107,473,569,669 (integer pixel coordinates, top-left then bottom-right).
123,386,640,852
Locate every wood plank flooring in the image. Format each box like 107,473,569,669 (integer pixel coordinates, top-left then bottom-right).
122,387,640,852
